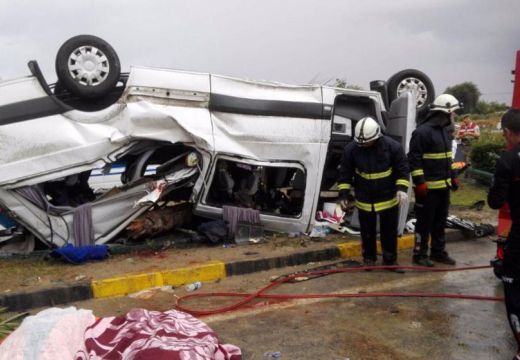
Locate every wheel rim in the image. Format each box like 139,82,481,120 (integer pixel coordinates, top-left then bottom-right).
396,77,429,108
67,45,110,86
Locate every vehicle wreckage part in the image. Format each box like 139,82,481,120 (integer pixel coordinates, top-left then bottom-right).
55,35,121,98
387,69,435,115
126,203,193,240
175,264,500,316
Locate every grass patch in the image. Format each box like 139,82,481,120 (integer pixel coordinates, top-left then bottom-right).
451,178,488,207
0,307,28,340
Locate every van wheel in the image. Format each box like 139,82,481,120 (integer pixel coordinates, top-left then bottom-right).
55,35,120,98
387,69,435,114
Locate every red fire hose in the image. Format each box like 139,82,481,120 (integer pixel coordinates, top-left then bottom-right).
175,264,503,316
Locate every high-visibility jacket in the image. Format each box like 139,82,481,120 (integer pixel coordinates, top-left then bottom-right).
408,113,455,190
338,136,410,212
457,121,480,139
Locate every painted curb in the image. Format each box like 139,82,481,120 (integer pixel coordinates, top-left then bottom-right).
0,282,92,312
337,233,415,258
92,261,226,298
0,230,470,311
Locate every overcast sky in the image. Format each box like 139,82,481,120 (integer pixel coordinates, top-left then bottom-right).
1,0,519,103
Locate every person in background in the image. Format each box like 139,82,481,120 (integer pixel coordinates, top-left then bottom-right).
456,114,480,163
338,116,410,272
487,109,520,360
408,94,460,267
457,114,481,143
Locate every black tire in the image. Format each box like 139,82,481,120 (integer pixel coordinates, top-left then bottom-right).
55,35,120,98
387,69,435,115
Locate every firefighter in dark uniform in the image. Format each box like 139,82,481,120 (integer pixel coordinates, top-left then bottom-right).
408,94,460,267
488,109,520,360
338,116,410,270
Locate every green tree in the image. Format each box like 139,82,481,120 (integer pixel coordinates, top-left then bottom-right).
334,78,364,90
444,82,481,114
474,100,509,115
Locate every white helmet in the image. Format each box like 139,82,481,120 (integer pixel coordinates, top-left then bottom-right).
430,94,461,114
354,116,382,145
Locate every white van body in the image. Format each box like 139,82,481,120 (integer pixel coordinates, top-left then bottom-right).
0,65,416,250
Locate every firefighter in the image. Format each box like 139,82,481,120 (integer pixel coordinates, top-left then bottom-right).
408,94,460,267
338,116,410,270
488,109,520,360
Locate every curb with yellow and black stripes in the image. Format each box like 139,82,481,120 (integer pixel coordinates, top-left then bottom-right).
0,232,468,312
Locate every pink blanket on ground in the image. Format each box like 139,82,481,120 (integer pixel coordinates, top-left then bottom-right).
76,308,242,360
0,307,241,360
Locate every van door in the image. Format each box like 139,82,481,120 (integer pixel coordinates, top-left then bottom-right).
385,91,416,153
386,91,417,234
319,91,382,198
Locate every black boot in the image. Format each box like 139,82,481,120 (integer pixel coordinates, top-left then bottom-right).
430,252,456,265
413,256,434,267
383,260,405,274
363,258,376,271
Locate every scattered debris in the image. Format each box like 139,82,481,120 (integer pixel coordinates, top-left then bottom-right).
235,220,264,245
160,286,175,294
126,203,193,240
470,200,486,211
410,321,422,329
308,225,330,238
264,351,282,358
198,220,229,243
405,215,494,238
244,251,260,256
185,281,202,292
51,244,109,264
446,215,495,237
128,288,157,300
20,276,42,287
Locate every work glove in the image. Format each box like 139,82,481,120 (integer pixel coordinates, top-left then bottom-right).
396,191,409,206
338,190,353,210
414,183,428,199
451,177,460,191
339,198,349,210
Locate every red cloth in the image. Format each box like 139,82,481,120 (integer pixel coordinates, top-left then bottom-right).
76,309,242,360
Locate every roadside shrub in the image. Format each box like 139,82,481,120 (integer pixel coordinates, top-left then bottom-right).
470,132,506,173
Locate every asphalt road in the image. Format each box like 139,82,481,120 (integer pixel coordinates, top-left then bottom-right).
69,237,514,360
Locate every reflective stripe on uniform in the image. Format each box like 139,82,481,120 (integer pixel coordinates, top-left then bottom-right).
355,197,399,212
338,183,351,190
411,169,424,177
355,168,392,180
396,179,410,187
422,152,453,160
426,178,452,189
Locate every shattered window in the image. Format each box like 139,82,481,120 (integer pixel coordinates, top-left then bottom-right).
206,159,305,217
